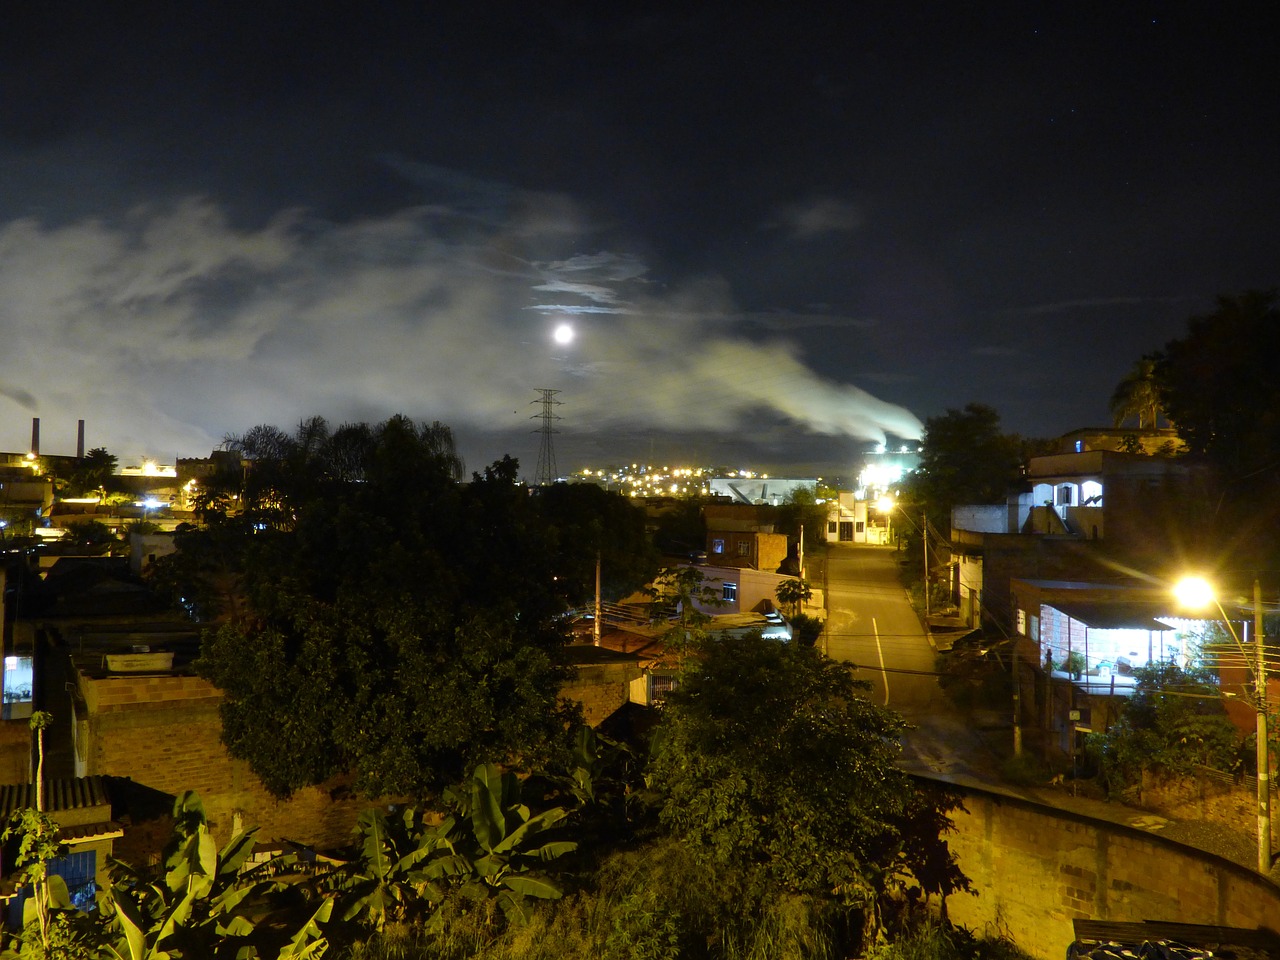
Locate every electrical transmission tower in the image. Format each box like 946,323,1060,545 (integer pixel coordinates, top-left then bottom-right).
530,388,562,486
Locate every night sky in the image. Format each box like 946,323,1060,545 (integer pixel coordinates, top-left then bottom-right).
1,4,1275,477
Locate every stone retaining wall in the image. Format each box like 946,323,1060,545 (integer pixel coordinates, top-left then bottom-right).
931,777,1280,960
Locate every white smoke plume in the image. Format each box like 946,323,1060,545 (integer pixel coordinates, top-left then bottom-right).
0,192,921,466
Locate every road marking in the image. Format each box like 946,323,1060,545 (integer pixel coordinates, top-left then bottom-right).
873,617,889,706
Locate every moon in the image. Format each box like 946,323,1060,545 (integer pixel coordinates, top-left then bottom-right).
552,323,575,345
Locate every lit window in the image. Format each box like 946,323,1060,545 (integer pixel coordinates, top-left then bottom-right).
3,655,34,720
712,539,725,554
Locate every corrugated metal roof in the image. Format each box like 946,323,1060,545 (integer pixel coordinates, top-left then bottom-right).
1050,601,1174,631
59,821,124,843
0,776,112,818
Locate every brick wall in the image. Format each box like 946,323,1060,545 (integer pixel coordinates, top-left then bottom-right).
79,659,641,853
935,777,1280,960
79,672,371,852
561,660,641,726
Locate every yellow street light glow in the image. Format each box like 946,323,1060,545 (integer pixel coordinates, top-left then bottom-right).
1173,576,1216,610
877,496,895,513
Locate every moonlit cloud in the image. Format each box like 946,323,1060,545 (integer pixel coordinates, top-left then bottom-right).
767,197,863,240
0,188,921,465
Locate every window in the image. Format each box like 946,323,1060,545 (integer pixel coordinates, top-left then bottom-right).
827,521,837,534
1028,615,1040,643
3,655,33,720
722,583,738,602
737,541,751,556
711,539,725,554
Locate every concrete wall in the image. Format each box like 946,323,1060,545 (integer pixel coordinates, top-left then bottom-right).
0,722,29,785
933,778,1280,960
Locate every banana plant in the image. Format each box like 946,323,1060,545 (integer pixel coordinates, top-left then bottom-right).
435,763,577,924
332,806,453,930
333,763,577,931
101,791,334,959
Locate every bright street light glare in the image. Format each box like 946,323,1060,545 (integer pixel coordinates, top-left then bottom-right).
1173,575,1216,610
552,323,575,345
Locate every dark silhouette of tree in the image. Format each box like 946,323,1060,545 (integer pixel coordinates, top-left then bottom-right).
901,403,1027,532
1154,291,1279,478
172,417,582,799
66,446,118,497
1152,290,1280,564
533,482,659,605
1109,357,1167,430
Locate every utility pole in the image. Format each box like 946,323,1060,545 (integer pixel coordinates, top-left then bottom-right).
1012,640,1023,757
1254,579,1272,874
530,388,562,486
594,551,602,647
799,522,805,583
922,511,930,618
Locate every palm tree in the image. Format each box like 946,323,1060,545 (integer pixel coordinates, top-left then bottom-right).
1110,357,1167,429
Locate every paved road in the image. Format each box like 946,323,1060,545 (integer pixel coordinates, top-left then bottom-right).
820,542,941,716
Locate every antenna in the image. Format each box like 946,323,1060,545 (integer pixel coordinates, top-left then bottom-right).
530,388,562,486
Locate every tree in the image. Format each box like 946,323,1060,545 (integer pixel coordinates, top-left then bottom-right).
775,484,828,561
532,482,659,606
775,576,812,618
1109,357,1167,430
1085,661,1243,798
65,447,118,498
1151,290,1280,563
901,403,1027,533
646,632,967,940
1154,291,1280,476
179,417,582,799
642,565,725,655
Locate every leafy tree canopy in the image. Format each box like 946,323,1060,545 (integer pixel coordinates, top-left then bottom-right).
1110,358,1167,431
65,446,119,497
1151,290,1280,562
1154,291,1280,476
775,484,829,558
532,481,659,605
646,632,966,919
1086,660,1243,796
167,416,657,799
901,403,1029,532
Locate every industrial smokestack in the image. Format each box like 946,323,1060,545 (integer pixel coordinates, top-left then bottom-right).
77,420,85,459
30,417,39,457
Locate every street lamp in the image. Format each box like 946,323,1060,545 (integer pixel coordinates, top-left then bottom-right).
1174,575,1273,875
876,496,895,546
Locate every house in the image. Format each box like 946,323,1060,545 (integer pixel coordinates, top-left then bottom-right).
1007,578,1234,755
825,492,891,544
680,562,798,617
0,775,123,922
949,445,1208,632
702,503,790,572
